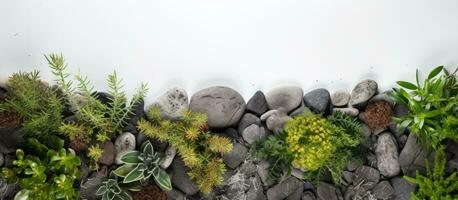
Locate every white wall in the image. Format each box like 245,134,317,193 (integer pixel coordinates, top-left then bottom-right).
1,0,458,102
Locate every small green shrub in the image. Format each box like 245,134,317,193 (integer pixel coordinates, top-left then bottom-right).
255,133,293,185
137,107,233,194
46,54,147,165
404,148,458,199
1,139,81,200
283,112,363,184
0,70,64,143
96,172,132,200
114,141,172,191
391,66,458,150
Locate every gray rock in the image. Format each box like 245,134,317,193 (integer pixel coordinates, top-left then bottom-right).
366,152,378,168
190,86,246,128
331,90,350,107
354,166,380,185
224,128,241,141
398,134,408,149
303,88,332,114
257,160,270,186
301,191,316,200
148,87,188,120
316,182,338,200
290,103,312,117
0,178,18,200
286,185,304,200
99,141,114,166
389,121,406,138
375,133,400,177
361,124,372,149
170,158,199,195
291,167,305,180
372,181,394,199
399,133,428,176
0,153,3,167
350,80,378,107
261,108,291,133
223,142,248,169
346,160,360,172
238,113,262,134
342,171,354,185
166,189,186,200
114,132,136,165
266,177,304,200
265,86,303,113
160,146,176,169
242,124,267,145
246,175,267,200
390,177,415,200
333,107,359,117
0,127,25,154
246,91,269,116
80,171,107,200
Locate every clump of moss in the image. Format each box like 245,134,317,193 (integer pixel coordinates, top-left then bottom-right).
137,107,233,194
283,112,363,184
361,101,393,130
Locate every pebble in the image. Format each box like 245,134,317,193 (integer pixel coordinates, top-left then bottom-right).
160,146,177,169
331,90,350,107
375,133,400,177
246,91,269,116
265,86,303,113
114,132,136,165
303,88,332,114
261,108,291,133
242,124,267,145
350,80,378,107
223,142,248,169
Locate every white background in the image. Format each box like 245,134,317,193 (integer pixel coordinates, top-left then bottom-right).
1,0,458,102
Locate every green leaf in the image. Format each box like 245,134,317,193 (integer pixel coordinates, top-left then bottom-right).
123,164,145,183
113,165,136,177
153,168,172,191
397,81,418,90
140,141,154,155
428,66,444,80
120,151,141,164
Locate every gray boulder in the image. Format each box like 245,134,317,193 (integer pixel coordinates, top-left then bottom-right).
399,133,428,176
303,88,332,114
148,87,188,120
223,142,248,169
331,90,350,107
376,132,400,177
266,177,304,200
169,158,199,195
390,176,415,200
242,124,267,145
316,182,338,200
372,181,394,199
238,113,262,134
190,86,245,128
265,86,303,113
350,80,378,107
246,91,269,116
261,108,291,133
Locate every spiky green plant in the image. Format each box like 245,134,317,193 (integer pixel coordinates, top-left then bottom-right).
46,54,148,158
113,141,172,191
391,66,458,150
96,172,132,200
0,70,64,144
404,148,458,199
137,107,233,194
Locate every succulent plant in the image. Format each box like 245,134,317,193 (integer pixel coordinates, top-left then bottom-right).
113,141,172,191
96,172,132,200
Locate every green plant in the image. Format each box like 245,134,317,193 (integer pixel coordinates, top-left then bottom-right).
284,112,362,184
137,107,233,194
96,172,132,200
1,139,81,200
88,144,104,170
0,70,64,143
391,66,458,150
47,54,148,160
114,141,172,191
404,148,458,199
255,133,293,185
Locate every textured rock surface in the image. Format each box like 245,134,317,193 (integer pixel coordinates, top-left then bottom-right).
160,146,176,169
261,108,291,133
333,107,359,117
223,142,248,169
350,79,378,107
238,113,262,134
372,181,394,199
190,86,245,128
331,90,350,107
246,91,269,116
375,132,400,177
266,177,303,200
114,132,136,165
242,124,267,145
149,87,188,120
316,182,338,200
99,141,114,166
399,133,427,176
265,86,303,113
169,158,199,195
303,88,332,114
390,176,415,200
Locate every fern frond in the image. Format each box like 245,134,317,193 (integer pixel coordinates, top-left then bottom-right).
208,135,233,154
59,122,87,141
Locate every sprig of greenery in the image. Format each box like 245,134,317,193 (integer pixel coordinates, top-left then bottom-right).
96,172,132,200
1,139,81,200
404,148,458,199
391,66,458,150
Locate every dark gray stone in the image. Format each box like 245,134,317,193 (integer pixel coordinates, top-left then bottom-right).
80,171,107,200
303,88,332,115
166,189,186,200
93,92,113,106
350,80,378,107
246,175,267,200
223,142,248,169
0,127,25,154
190,86,245,128
265,86,303,113
390,177,415,200
354,166,380,185
266,177,304,200
376,132,400,177
223,128,240,141
342,171,354,185
316,182,338,200
99,141,114,166
246,91,268,116
301,191,316,200
170,158,199,195
399,133,427,176
372,181,394,199
238,113,262,134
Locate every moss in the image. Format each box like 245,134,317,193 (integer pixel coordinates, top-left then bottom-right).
131,184,167,200
362,101,393,130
